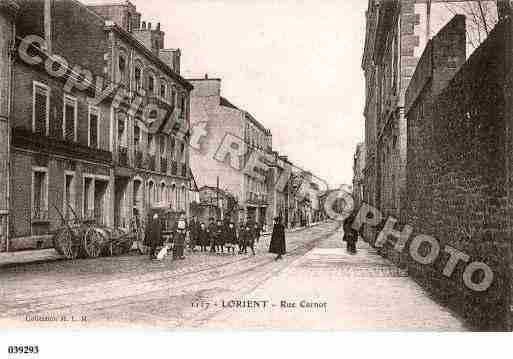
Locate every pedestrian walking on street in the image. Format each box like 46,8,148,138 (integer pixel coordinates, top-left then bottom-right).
343,211,358,255
239,224,255,255
253,222,261,244
145,213,163,260
173,220,187,260
208,218,217,254
189,216,201,252
215,219,225,254
269,217,286,260
199,223,209,252
224,222,238,255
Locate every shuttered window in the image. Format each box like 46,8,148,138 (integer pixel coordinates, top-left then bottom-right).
63,95,77,142
33,83,49,135
89,106,100,148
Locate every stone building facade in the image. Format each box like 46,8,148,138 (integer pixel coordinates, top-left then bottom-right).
0,0,20,251
4,0,192,251
188,77,272,226
70,0,192,228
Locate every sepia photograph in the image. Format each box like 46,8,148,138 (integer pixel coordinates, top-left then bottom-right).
1,0,513,356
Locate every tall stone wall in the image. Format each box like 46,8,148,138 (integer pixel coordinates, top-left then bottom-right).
404,17,513,330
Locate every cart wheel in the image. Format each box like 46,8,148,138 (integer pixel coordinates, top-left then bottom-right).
82,227,104,258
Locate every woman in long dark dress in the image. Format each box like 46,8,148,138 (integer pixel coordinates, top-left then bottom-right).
145,213,162,260
269,217,286,260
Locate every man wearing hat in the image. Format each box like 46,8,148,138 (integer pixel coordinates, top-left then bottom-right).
188,215,201,252
208,217,217,254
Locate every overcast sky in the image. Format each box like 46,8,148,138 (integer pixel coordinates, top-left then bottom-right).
87,0,366,189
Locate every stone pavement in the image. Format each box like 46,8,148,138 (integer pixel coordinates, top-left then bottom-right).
204,225,468,331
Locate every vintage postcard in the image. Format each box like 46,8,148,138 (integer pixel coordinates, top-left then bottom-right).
1,1,513,349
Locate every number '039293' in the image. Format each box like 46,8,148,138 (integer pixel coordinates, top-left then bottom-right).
8,346,39,355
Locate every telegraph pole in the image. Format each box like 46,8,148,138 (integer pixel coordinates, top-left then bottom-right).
216,176,221,220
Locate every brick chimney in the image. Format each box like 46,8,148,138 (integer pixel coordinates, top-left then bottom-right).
159,48,181,74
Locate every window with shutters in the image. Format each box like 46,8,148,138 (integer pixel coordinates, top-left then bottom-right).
117,113,127,147
148,74,155,94
160,80,167,98
32,168,49,222
148,134,155,154
171,86,177,106
134,66,142,92
170,137,176,160
32,82,49,136
63,95,77,142
118,54,127,84
134,123,140,149
160,136,166,155
88,106,100,148
63,172,76,221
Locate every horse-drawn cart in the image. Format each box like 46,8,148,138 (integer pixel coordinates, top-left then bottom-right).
52,205,137,260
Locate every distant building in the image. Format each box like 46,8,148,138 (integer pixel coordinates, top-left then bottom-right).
188,77,272,225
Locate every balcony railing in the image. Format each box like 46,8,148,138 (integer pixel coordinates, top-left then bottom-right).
118,146,129,167
135,151,143,168
148,155,156,172
32,208,49,222
161,158,168,174
171,160,178,176
12,127,112,165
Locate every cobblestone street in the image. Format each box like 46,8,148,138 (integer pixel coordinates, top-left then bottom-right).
0,221,466,330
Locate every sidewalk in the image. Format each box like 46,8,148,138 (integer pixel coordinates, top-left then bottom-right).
205,225,467,330
0,248,64,268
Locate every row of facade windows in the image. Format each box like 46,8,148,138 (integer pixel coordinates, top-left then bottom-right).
32,81,188,166
140,181,187,211
117,116,187,167
31,168,190,228
245,124,270,150
31,168,110,226
32,82,102,149
118,54,187,119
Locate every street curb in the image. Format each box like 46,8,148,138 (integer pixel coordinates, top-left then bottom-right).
0,256,66,270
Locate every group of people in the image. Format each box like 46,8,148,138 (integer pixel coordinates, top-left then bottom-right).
144,215,287,261
189,217,262,256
